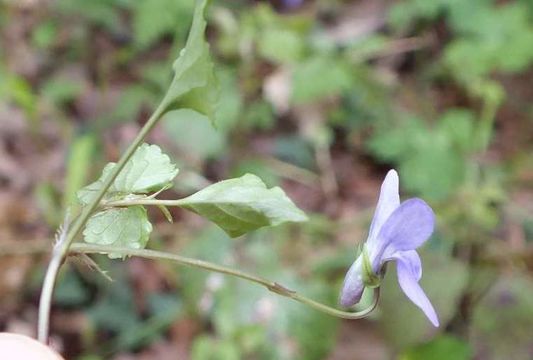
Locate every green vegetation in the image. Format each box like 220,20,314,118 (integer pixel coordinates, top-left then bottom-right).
0,0,532,358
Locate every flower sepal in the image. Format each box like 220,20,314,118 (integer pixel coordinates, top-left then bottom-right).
361,246,381,288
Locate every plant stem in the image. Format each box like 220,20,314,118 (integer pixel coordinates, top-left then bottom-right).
70,243,380,320
103,198,186,207
478,95,500,152
37,97,170,344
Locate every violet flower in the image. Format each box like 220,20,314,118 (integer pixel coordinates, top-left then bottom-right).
281,0,304,10
340,170,439,327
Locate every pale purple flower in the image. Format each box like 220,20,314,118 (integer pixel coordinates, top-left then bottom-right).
281,0,304,9
340,169,439,327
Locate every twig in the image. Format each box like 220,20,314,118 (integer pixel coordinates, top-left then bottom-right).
315,144,339,200
263,157,319,186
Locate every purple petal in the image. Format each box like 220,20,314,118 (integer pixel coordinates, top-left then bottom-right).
387,250,421,280
339,257,365,307
340,170,401,307
395,251,439,326
282,0,304,9
376,198,435,258
367,170,400,249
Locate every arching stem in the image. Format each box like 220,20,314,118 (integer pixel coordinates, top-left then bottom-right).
70,243,380,320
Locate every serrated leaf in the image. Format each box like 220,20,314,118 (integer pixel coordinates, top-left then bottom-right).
113,143,178,192
83,206,153,259
77,143,178,205
77,163,116,206
177,174,308,237
163,0,218,123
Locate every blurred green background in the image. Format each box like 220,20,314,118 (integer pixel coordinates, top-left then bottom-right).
1,0,532,359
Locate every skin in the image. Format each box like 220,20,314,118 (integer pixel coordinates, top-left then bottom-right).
0,333,64,360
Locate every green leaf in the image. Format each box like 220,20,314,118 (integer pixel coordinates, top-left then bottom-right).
258,28,304,63
368,114,470,200
110,293,182,352
41,75,84,105
161,109,226,161
471,272,533,359
292,56,352,103
177,174,308,237
77,143,178,205
132,0,195,49
438,109,476,152
63,134,96,209
185,230,338,359
163,0,218,123
112,143,178,193
77,163,117,206
88,276,141,333
32,20,58,49
54,0,123,32
83,206,153,259
215,68,242,132
400,335,472,360
399,143,465,200
388,0,453,30
55,267,91,306
191,336,241,360
180,227,234,307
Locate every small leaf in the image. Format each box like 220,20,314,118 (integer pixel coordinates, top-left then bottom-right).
73,253,114,282
177,174,308,237
163,0,218,122
77,143,178,205
157,205,173,223
64,134,96,208
77,163,116,206
83,206,153,259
